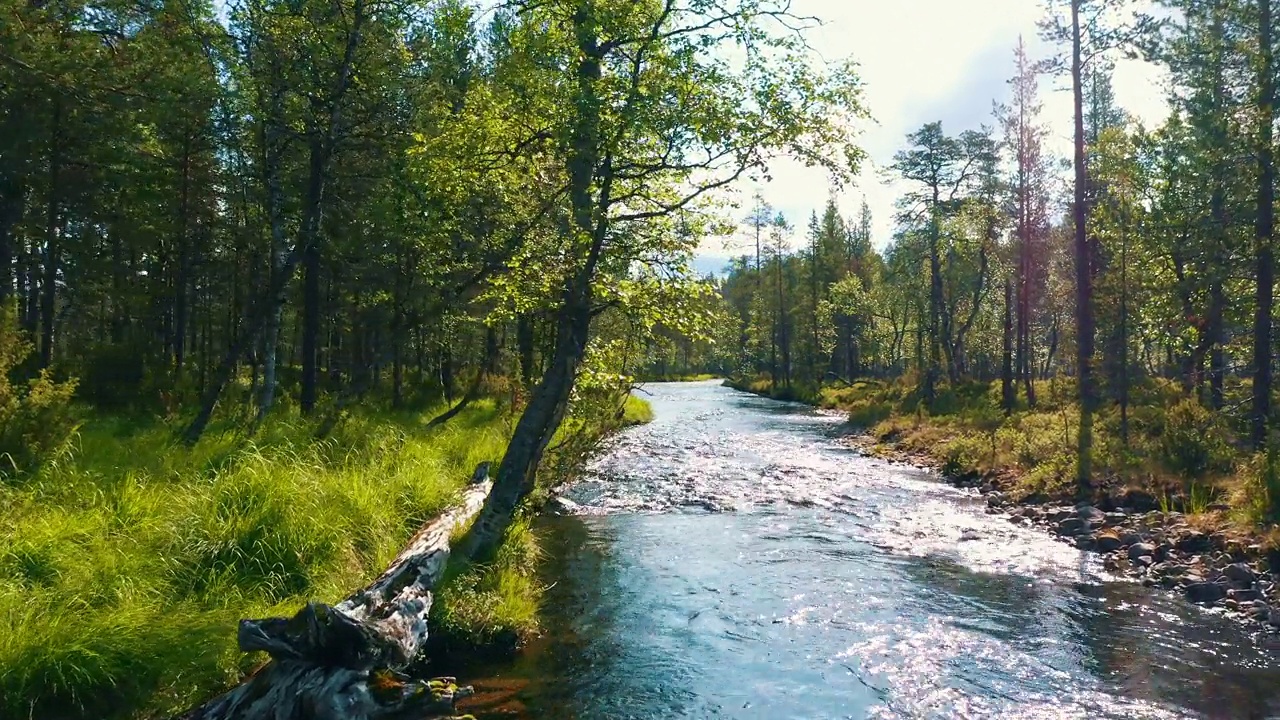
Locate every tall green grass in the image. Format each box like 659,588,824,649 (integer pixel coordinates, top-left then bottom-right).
0,401,509,720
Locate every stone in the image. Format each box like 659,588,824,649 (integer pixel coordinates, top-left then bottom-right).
1229,588,1263,603
960,529,981,542
1224,563,1256,585
1176,530,1211,553
1103,512,1128,527
1095,533,1123,552
1121,531,1145,547
1076,504,1106,522
1185,582,1228,605
1128,542,1157,562
1136,555,1155,567
1270,609,1280,628
1057,517,1086,536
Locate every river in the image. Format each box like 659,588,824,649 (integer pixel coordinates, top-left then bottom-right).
459,380,1280,719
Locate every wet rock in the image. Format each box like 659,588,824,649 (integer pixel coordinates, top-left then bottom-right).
960,529,981,542
1224,563,1256,585
1121,531,1145,546
1095,532,1123,552
1228,588,1263,603
1150,562,1188,579
1057,517,1086,536
1155,542,1174,562
986,492,1004,507
1185,581,1228,605
1176,530,1211,553
1103,512,1128,527
1136,555,1155,567
1270,609,1280,628
1076,504,1106,522
1128,542,1156,562
549,495,581,515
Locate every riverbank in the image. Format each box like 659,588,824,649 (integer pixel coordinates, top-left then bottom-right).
725,375,1280,634
0,393,652,720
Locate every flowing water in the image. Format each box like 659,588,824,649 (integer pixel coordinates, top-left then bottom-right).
460,380,1280,720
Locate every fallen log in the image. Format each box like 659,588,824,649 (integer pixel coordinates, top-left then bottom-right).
176,462,495,720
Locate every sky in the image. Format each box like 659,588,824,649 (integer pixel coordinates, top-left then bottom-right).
701,0,1170,267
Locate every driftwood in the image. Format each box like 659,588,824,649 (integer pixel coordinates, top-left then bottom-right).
177,463,495,720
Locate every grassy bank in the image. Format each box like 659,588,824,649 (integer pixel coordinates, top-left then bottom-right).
0,392,653,720
727,374,1280,538
636,373,721,383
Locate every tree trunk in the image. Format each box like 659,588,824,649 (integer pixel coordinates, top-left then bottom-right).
300,134,325,415
0,178,23,308
175,464,494,720
1071,0,1095,494
1002,277,1015,414
40,99,62,368
1255,0,1275,448
517,314,535,387
174,134,193,380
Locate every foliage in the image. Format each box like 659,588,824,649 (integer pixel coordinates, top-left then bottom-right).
0,313,79,478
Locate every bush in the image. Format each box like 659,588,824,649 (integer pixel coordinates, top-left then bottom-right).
0,312,79,478
1157,398,1234,480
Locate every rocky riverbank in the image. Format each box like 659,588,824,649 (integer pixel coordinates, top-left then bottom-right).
852,435,1280,634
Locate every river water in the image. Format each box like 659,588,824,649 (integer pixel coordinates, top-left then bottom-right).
460,380,1280,720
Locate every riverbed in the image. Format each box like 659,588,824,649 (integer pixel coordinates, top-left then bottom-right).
460,380,1280,719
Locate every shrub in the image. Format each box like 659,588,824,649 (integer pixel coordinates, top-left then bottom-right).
0,312,79,479
1157,398,1234,480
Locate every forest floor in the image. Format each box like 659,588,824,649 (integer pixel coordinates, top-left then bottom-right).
0,393,651,720
727,374,1280,634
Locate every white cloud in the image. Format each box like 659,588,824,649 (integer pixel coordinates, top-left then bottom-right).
705,0,1169,256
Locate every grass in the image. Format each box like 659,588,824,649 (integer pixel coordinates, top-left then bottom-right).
0,400,511,720
621,394,655,425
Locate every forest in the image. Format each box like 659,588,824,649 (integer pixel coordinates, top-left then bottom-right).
651,0,1280,527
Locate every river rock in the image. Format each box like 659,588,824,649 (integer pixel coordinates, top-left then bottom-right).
1095,532,1123,552
960,529,981,542
1121,531,1145,546
1229,588,1263,603
1176,530,1210,553
1057,517,1087,536
1103,512,1128,527
1270,609,1280,628
1129,542,1157,562
1224,563,1257,585
1135,554,1155,567
549,495,581,515
1185,582,1227,605
1076,504,1106,522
